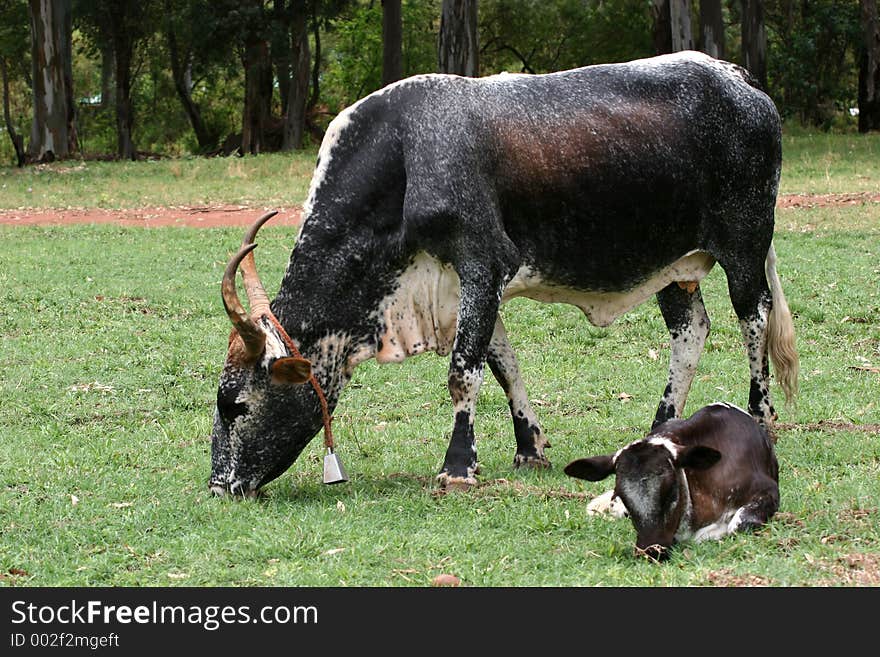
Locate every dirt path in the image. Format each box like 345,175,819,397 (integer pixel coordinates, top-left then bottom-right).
0,204,304,228
1,193,878,227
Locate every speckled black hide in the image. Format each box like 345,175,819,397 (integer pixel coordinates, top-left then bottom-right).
210,51,794,496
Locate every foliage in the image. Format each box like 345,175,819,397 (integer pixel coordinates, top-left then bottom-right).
320,0,440,113
0,0,31,163
480,0,653,74
764,0,862,128
1,0,877,163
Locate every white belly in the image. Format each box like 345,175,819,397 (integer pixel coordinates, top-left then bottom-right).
370,250,716,365
503,251,716,327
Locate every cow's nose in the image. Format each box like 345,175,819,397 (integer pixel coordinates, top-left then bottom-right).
209,482,259,498
635,544,670,563
210,483,229,497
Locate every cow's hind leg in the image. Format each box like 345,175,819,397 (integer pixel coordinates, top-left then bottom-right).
653,282,711,428
724,260,777,427
486,316,550,470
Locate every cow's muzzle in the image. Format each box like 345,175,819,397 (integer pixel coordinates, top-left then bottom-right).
634,543,670,563
209,480,261,499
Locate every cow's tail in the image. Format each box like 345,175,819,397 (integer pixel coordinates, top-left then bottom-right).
765,242,799,405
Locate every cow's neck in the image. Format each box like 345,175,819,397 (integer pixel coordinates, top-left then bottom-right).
272,208,403,408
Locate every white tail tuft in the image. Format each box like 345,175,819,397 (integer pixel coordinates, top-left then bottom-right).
765,243,799,404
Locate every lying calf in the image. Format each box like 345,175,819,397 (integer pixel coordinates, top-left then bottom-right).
565,403,779,561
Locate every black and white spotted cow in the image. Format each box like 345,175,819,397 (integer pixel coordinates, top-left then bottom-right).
564,402,780,561
209,51,799,497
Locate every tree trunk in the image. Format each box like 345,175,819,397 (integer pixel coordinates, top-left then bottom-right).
165,0,213,151
670,0,694,51
273,0,292,118
653,0,693,53
741,0,768,90
382,0,403,86
241,36,273,155
308,10,320,112
27,0,76,161
282,11,310,150
114,41,135,160
100,41,115,109
438,0,479,76
652,0,673,54
108,6,136,161
1,57,26,166
860,0,880,131
699,0,725,59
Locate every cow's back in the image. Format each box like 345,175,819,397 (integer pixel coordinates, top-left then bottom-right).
386,51,782,292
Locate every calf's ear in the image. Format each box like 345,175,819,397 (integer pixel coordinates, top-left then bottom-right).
271,356,312,385
564,455,615,481
676,445,721,470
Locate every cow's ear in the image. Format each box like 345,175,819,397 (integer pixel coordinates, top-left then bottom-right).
676,445,721,470
271,357,312,385
564,455,615,481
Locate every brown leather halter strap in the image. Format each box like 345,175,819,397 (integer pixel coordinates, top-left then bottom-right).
265,313,335,451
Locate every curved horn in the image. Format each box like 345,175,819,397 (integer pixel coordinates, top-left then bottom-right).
222,243,266,358
237,211,277,318
242,210,278,246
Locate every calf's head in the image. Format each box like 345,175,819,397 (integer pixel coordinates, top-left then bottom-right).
565,438,721,561
209,213,323,497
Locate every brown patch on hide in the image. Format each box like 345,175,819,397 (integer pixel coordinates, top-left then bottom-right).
677,281,699,294
492,102,674,190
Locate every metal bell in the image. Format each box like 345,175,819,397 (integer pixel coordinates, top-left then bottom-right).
323,447,349,485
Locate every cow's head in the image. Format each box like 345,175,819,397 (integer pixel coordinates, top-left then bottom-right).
564,438,721,561
209,212,322,497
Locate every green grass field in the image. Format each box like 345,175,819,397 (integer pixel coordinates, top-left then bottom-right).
1,132,878,586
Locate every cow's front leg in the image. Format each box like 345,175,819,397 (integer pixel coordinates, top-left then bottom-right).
486,315,551,470
437,268,511,491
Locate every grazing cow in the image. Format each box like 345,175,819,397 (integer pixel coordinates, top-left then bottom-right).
209,51,799,497
564,403,780,561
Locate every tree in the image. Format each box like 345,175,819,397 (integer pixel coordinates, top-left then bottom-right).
27,0,77,161
108,2,154,160
277,0,310,150
239,0,273,155
164,0,215,151
860,0,880,131
741,0,767,89
382,0,402,86
438,0,478,75
652,0,693,54
699,0,724,58
76,0,159,160
764,0,859,127
480,0,652,73
1,0,29,165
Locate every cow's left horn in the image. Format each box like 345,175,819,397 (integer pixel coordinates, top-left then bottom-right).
222,243,267,358
236,211,276,319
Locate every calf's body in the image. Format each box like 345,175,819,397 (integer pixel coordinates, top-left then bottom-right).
565,403,780,561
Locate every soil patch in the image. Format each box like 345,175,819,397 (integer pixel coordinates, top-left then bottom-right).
1,193,877,228
0,205,304,228
776,191,880,209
